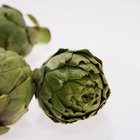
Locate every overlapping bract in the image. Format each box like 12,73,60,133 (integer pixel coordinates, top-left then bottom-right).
0,5,51,56
34,49,111,123
0,48,34,135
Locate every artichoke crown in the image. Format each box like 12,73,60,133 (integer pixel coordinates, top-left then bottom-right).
34,49,111,123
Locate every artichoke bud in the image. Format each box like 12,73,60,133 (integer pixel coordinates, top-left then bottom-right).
34,49,111,123
0,48,35,135
0,5,51,56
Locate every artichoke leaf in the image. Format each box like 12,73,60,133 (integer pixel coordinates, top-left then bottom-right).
0,94,9,114
56,82,73,107
68,67,88,80
75,75,95,86
45,52,72,70
2,5,26,27
0,125,9,135
40,99,62,122
51,94,66,114
79,63,100,74
67,54,90,66
27,14,40,27
0,100,27,125
7,27,30,55
46,73,64,92
0,68,23,94
9,77,34,105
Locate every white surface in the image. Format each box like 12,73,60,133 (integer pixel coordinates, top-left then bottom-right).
1,0,140,140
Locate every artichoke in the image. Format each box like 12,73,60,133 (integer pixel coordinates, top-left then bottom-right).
34,49,111,123
0,48,34,135
0,5,51,56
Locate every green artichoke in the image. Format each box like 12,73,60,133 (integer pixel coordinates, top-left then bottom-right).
0,5,51,56
0,48,34,135
34,49,111,123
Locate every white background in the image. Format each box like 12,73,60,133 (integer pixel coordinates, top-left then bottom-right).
1,0,140,140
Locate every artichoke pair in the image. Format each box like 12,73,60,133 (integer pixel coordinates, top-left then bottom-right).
0,47,110,135
0,5,51,56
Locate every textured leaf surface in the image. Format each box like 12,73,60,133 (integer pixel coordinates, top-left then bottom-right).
34,49,111,123
0,95,9,114
0,48,34,134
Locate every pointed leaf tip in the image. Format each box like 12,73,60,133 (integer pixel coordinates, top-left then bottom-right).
27,14,40,27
